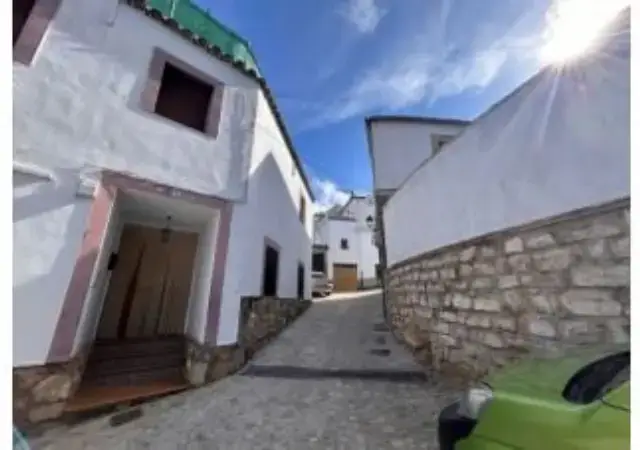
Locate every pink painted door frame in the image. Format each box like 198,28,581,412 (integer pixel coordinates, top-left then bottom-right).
46,170,233,363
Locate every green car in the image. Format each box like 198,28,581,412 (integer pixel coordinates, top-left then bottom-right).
438,344,630,449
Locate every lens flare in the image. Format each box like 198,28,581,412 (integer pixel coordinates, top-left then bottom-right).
540,0,629,64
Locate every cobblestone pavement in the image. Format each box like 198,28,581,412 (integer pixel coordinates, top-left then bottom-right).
31,291,460,450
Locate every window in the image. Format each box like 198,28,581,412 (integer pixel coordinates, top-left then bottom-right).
432,134,454,155
299,194,306,225
155,63,214,132
13,0,36,45
262,243,280,297
312,252,326,273
340,238,349,250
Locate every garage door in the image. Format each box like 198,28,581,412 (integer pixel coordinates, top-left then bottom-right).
332,263,358,292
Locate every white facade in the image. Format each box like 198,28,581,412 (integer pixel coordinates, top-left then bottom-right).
314,196,379,284
382,12,630,266
367,118,468,192
13,0,313,366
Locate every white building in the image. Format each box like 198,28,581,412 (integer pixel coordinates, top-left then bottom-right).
313,194,379,291
365,116,469,310
13,0,313,424
371,9,630,377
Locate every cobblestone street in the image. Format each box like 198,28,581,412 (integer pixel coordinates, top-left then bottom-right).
31,291,459,450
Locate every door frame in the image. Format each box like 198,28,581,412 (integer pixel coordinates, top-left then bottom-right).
46,170,233,363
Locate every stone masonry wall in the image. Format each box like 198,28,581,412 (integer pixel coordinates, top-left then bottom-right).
185,297,311,385
386,199,630,381
13,349,89,428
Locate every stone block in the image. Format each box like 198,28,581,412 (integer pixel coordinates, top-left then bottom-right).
472,277,495,289
609,237,630,258
586,240,608,259
503,290,525,312
559,319,591,339
32,374,72,403
525,233,555,249
481,332,504,349
498,275,519,289
474,262,497,276
460,246,477,262
437,334,457,347
452,293,472,310
474,297,501,312
434,322,450,334
439,311,458,323
530,294,557,314
466,314,492,328
479,246,497,258
493,317,517,332
505,237,524,254
507,254,531,272
460,264,473,277
560,289,622,316
519,273,566,288
571,265,629,287
440,268,456,280
532,247,573,272
605,318,630,343
186,361,208,386
527,318,556,338
560,220,623,243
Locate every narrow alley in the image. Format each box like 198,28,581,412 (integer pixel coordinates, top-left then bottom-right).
31,291,458,450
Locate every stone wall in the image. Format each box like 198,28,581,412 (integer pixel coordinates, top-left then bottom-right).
185,297,311,385
13,349,89,428
386,199,630,381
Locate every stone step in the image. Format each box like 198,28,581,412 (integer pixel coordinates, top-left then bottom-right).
89,336,184,362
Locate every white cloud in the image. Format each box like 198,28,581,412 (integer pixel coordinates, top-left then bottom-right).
312,177,351,213
300,1,548,130
339,0,387,34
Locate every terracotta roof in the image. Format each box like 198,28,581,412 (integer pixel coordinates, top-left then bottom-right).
123,0,315,201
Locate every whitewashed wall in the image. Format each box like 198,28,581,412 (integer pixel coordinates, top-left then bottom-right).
13,0,258,202
13,169,93,366
72,195,122,356
340,197,379,280
383,15,630,266
369,121,466,191
217,91,313,344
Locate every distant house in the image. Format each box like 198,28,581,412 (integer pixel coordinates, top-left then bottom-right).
313,193,380,291
13,0,313,425
365,116,469,312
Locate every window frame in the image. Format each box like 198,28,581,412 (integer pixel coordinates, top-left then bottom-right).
13,0,62,66
141,47,225,138
261,237,281,298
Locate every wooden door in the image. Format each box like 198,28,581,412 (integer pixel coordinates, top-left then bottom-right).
96,225,199,340
332,263,358,292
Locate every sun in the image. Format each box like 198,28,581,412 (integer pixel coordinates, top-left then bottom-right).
540,0,630,64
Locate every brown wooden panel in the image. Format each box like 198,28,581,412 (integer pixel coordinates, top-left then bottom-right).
96,225,198,339
96,225,147,340
333,263,358,292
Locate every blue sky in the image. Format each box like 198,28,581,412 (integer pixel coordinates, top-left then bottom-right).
200,0,555,209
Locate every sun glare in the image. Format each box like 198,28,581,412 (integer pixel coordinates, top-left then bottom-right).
540,0,629,64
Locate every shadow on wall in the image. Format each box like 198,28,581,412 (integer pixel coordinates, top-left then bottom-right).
231,150,313,300
13,169,95,360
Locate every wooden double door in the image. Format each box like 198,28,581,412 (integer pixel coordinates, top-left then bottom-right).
96,224,199,340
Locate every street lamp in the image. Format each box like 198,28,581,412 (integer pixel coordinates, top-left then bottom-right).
365,215,374,230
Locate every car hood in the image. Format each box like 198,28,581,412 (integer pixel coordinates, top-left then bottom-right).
485,343,629,400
